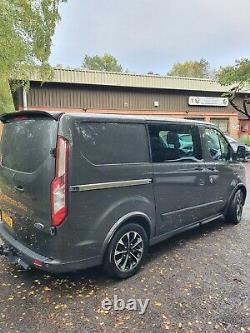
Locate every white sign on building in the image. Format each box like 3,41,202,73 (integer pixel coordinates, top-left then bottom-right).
188,96,229,107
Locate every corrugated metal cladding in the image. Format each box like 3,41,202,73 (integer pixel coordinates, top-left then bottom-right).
30,68,243,93
27,83,237,113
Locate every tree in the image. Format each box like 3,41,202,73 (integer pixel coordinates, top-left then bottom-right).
168,58,210,78
217,58,250,119
0,0,66,113
82,54,123,72
0,79,14,113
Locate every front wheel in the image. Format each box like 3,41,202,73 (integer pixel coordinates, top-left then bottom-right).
104,223,148,279
225,189,244,225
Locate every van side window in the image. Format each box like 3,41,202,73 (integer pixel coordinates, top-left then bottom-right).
75,122,149,164
204,128,230,161
148,124,202,163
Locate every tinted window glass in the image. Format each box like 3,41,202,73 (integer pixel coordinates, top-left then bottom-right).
75,122,148,164
205,128,230,161
148,124,202,162
0,119,57,172
218,132,230,160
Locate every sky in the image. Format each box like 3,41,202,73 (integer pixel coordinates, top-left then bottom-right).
50,0,250,75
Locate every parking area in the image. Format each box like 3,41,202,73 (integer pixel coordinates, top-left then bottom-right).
0,163,249,333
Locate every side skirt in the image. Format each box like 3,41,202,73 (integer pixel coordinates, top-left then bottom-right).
149,214,224,246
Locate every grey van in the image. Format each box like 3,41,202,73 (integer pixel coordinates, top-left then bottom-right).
0,111,247,279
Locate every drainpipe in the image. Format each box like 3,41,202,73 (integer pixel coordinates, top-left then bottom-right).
22,87,28,111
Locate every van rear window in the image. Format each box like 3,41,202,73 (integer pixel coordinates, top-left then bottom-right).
75,122,149,164
0,119,57,173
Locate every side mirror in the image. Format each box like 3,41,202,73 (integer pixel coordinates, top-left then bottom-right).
236,145,246,160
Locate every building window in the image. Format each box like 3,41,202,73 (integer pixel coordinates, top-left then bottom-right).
240,120,249,133
210,118,229,133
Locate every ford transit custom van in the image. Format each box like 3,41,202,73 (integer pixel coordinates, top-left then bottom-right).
0,111,247,278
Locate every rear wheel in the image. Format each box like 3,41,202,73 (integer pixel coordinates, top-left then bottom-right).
104,223,148,279
225,189,244,225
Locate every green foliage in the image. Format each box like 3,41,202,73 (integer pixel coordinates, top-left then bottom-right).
217,58,250,86
82,54,123,72
168,58,210,78
216,59,250,119
0,79,15,114
0,0,66,113
239,137,250,146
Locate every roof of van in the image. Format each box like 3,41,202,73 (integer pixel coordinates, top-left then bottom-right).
59,110,213,126
0,110,213,126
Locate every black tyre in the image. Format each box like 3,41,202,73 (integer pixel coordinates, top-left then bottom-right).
104,223,148,279
225,189,244,225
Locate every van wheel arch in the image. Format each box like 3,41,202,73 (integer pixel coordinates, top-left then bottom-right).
225,184,247,218
102,213,152,260
122,215,151,240
240,185,247,204
103,221,150,278
225,187,246,224
230,185,247,205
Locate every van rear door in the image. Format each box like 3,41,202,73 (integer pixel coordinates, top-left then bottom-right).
0,112,60,256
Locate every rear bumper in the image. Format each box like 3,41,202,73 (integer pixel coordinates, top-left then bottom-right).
0,221,102,273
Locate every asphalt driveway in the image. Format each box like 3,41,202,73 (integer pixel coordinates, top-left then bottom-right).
0,164,249,333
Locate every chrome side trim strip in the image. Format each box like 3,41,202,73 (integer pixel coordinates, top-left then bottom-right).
70,179,152,192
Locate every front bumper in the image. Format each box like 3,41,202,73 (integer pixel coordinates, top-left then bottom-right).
0,222,102,273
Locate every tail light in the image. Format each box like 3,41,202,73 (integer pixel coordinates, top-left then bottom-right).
51,136,69,227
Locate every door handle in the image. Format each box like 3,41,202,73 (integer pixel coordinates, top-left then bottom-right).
14,185,24,192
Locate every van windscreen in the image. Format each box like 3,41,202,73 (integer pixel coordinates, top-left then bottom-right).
0,119,57,173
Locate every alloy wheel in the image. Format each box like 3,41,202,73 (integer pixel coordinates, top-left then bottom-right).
114,231,144,272
236,191,244,221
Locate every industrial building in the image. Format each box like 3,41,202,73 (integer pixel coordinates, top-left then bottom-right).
12,68,250,138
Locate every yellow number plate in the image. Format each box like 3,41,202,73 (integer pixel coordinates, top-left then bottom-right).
2,211,13,229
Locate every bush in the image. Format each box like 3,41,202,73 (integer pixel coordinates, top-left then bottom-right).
239,137,250,146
